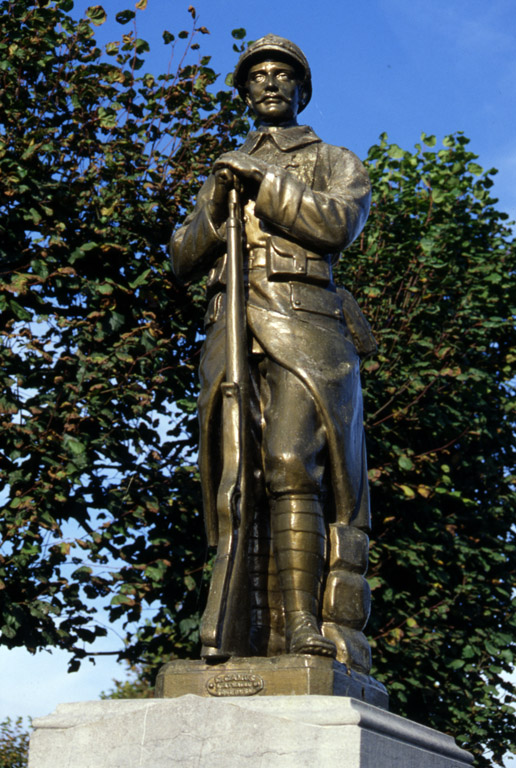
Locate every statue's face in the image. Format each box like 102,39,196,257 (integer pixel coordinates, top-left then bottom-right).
245,59,302,124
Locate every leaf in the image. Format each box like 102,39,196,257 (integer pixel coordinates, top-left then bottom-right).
28,207,42,224
135,0,148,8
129,269,151,288
388,144,404,159
8,300,31,320
468,162,483,176
86,5,107,26
399,484,416,499
116,10,135,24
111,594,135,605
184,575,196,591
420,237,434,254
64,436,86,456
134,38,150,54
231,28,246,39
398,455,414,471
421,133,436,147
105,41,120,55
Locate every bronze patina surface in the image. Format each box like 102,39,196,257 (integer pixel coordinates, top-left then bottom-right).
168,34,378,678
155,656,388,709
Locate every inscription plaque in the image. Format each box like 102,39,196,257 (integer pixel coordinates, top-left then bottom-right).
206,672,265,697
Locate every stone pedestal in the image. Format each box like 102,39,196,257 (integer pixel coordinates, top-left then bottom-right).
29,695,473,768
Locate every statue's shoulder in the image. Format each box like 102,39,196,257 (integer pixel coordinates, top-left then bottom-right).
294,127,365,170
315,138,364,165
310,139,370,192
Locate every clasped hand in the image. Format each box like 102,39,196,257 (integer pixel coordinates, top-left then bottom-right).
214,151,269,186
210,151,269,224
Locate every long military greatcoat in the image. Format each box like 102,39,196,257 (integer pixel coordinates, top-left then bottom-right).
170,124,373,546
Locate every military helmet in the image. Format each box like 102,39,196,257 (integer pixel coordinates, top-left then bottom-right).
233,34,312,113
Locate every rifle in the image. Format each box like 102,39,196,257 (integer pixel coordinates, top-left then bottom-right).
200,183,252,658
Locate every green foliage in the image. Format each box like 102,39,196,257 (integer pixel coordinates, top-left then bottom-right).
0,0,247,668
0,718,30,768
336,132,516,766
0,4,515,766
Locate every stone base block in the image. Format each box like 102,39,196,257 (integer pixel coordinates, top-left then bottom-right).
28,695,473,768
155,655,388,709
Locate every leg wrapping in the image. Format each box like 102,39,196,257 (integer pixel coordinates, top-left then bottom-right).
272,495,336,658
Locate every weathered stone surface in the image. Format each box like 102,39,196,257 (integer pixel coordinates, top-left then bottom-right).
155,655,388,709
28,695,474,768
322,570,371,628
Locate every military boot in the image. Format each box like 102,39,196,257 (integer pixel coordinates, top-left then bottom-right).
272,495,336,657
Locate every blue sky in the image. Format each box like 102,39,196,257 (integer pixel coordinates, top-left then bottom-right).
2,0,515,760
73,0,516,221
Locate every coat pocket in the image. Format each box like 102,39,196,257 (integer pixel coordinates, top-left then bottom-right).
267,237,331,285
290,282,344,320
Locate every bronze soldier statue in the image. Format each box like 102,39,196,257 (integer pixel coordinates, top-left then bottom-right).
171,35,375,670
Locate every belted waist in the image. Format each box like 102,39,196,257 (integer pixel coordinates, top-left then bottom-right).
250,241,333,285
208,240,333,289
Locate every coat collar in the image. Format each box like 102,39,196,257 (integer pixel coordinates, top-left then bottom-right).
240,124,321,154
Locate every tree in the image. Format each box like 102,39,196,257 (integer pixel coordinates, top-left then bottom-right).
337,132,516,765
0,3,515,766
0,0,247,667
0,718,30,768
